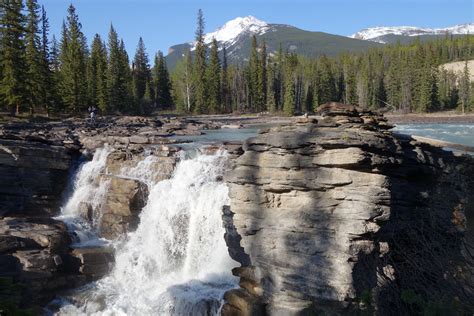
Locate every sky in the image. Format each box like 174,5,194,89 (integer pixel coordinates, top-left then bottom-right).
40,0,473,58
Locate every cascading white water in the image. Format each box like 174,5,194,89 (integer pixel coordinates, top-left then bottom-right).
58,150,238,315
57,146,112,246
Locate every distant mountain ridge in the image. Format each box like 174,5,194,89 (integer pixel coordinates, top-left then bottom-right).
165,18,472,68
350,23,474,43
165,16,381,68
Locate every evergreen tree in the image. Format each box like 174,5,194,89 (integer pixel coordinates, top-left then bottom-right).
39,5,54,114
221,46,231,113
107,25,131,113
458,60,471,113
417,64,439,112
318,55,336,104
248,35,260,111
258,41,267,110
153,51,172,110
59,4,88,113
132,37,150,105
266,56,277,113
206,38,221,113
0,0,27,115
283,53,297,116
88,34,108,112
193,9,207,114
25,0,43,113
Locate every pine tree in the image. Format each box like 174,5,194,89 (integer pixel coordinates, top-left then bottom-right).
153,51,172,110
193,9,207,114
266,56,277,113
25,0,43,113
88,34,108,112
283,53,297,116
132,37,150,106
458,60,471,113
59,4,88,113
49,34,62,111
107,25,131,113
206,38,221,113
221,46,231,113
248,35,259,111
343,56,357,105
39,5,54,114
0,0,27,115
318,55,336,104
258,41,267,111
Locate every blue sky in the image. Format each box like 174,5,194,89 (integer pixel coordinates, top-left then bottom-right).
41,0,473,58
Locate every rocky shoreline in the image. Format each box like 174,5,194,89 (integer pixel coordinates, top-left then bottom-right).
0,105,473,314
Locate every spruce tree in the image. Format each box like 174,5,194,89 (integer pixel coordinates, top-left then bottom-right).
88,34,108,112
153,51,172,110
258,41,267,111
283,53,297,116
248,35,259,111
25,0,43,113
318,55,336,104
0,0,27,115
266,57,277,112
458,60,471,113
59,4,88,113
193,9,207,114
49,34,61,111
132,37,150,104
206,38,221,113
221,46,231,113
39,5,54,114
107,25,132,113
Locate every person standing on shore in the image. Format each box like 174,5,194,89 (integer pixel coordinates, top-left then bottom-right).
88,106,97,124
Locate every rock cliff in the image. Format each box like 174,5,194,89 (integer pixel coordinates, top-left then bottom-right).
222,104,474,315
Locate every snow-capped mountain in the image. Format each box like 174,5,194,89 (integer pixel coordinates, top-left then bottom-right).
165,16,380,68
199,16,270,48
351,23,474,43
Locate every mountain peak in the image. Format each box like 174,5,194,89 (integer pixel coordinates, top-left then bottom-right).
195,16,269,48
350,23,474,43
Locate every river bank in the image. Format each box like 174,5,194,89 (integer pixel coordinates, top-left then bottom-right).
386,111,474,124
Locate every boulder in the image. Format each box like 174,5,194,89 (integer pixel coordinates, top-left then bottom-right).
99,177,149,239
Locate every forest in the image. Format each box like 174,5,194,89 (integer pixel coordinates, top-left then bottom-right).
1,1,473,117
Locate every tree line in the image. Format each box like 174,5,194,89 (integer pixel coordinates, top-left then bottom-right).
1,2,473,117
0,1,172,116
172,12,474,115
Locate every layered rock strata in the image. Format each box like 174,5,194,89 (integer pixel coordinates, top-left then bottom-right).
223,104,474,315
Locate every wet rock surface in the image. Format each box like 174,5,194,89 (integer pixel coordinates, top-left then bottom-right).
0,115,217,310
222,103,474,315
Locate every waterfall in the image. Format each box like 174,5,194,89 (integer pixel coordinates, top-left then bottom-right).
58,150,238,315
57,146,112,246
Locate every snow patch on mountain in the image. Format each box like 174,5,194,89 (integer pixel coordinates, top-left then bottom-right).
351,23,474,43
191,16,269,50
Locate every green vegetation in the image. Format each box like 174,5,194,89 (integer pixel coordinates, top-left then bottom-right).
0,2,473,116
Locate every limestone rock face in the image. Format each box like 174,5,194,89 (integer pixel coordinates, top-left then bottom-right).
0,217,87,306
223,108,474,315
99,177,149,239
0,139,75,217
